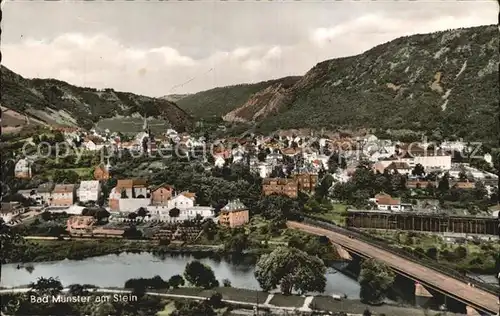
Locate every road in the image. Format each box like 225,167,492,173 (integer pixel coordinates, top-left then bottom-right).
287,221,499,315
0,288,325,314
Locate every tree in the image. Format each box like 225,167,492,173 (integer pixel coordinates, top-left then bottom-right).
95,209,110,222
29,277,63,296
172,300,216,316
358,259,395,304
184,260,219,289
169,207,181,218
0,218,24,264
411,164,425,177
208,292,223,308
473,181,487,200
122,226,142,239
224,230,249,254
254,246,326,295
137,207,148,218
453,246,467,260
41,211,52,221
68,283,90,296
168,275,185,289
32,135,41,144
128,212,138,220
425,247,438,260
437,173,450,195
222,279,232,287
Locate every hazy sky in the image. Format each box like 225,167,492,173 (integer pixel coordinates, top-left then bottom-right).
2,0,497,96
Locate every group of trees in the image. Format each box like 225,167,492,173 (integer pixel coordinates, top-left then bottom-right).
123,275,185,294
330,163,494,209
254,246,327,295
331,165,407,208
358,259,395,304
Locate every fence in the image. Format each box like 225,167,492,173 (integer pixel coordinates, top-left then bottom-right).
301,214,499,295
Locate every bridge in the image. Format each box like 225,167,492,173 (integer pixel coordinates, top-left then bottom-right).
287,219,499,315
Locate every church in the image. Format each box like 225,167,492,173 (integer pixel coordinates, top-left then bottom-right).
135,115,157,154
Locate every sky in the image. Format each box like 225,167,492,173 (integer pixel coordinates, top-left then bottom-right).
2,0,497,97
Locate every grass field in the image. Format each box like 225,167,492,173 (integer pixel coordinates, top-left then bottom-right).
268,294,305,308
95,117,170,134
315,203,348,226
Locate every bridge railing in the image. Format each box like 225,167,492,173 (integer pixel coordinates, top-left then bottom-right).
301,214,499,296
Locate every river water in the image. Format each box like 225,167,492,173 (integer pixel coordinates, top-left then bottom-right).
0,253,361,298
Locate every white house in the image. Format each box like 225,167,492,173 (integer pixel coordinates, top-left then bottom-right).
369,193,402,212
83,139,105,151
214,156,226,168
78,180,101,202
167,193,195,209
14,159,32,179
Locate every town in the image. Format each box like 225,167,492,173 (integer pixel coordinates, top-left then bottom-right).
2,119,499,315
1,3,499,314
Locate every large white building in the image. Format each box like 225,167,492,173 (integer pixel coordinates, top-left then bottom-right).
146,192,214,222
78,180,101,202
14,159,32,179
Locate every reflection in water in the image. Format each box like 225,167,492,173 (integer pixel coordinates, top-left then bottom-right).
1,253,361,298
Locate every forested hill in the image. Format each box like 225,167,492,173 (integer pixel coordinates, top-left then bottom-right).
1,66,193,132
176,25,499,143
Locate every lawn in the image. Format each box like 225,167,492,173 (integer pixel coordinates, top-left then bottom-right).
315,203,348,226
96,117,169,134
268,294,305,308
168,287,268,304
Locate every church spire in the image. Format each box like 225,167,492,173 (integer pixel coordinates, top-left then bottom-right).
143,114,148,131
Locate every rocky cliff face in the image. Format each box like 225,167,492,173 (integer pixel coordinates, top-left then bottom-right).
1,66,193,131
222,77,299,122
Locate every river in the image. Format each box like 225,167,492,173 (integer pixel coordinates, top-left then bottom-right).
0,253,361,298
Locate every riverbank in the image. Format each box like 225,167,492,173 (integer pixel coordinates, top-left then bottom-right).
4,238,268,264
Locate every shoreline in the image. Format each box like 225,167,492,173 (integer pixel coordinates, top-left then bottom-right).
3,238,267,265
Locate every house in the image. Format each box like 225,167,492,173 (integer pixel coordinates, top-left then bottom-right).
451,181,476,190
37,182,55,205
83,137,105,151
147,192,214,222
369,193,412,212
78,180,101,202
109,179,150,212
406,180,437,189
92,227,125,237
167,192,196,209
15,159,32,179
18,189,44,205
396,145,452,171
262,178,298,198
293,173,318,193
151,185,174,205
1,202,24,223
51,184,76,207
219,199,250,228
385,162,412,175
67,215,96,235
94,163,111,180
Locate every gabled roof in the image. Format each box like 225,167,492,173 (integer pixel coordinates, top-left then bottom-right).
374,192,401,205
53,184,76,193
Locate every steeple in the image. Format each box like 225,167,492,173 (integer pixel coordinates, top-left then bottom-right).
142,114,148,131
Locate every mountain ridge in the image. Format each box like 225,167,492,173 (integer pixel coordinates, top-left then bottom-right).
176,24,499,143
1,66,193,132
